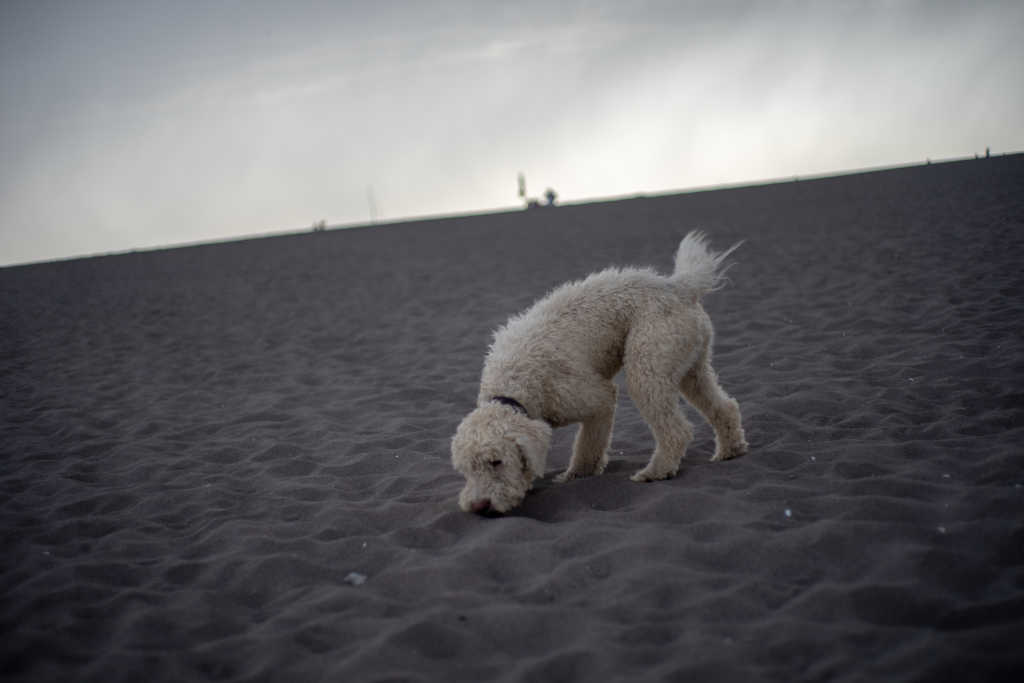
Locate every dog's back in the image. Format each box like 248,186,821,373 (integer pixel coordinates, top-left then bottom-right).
487,232,739,370
481,232,739,403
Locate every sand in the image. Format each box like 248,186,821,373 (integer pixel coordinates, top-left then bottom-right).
2,155,1023,682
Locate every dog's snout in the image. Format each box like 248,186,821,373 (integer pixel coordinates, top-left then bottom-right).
470,498,492,514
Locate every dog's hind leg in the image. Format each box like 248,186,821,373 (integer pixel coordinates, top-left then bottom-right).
680,359,748,461
556,383,616,483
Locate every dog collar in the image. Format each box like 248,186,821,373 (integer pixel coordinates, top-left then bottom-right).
491,396,529,416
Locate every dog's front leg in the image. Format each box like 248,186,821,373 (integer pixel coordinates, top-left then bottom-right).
555,381,617,483
556,403,615,483
627,375,695,482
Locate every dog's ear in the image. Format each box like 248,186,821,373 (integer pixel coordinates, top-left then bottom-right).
512,419,552,479
450,415,471,466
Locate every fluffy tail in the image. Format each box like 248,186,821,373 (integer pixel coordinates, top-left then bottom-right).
671,231,742,296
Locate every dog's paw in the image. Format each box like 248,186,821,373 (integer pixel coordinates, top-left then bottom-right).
554,468,591,484
630,466,677,482
711,441,749,462
554,470,574,484
555,458,607,484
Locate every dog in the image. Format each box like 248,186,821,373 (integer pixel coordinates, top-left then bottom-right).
451,232,748,514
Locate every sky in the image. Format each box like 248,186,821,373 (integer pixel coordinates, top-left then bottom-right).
1,0,1021,267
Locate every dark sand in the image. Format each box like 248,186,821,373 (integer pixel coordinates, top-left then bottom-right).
2,155,1023,682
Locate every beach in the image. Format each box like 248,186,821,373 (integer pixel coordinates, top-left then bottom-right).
2,154,1023,681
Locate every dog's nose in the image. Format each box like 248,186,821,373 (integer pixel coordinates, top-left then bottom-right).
470,498,492,514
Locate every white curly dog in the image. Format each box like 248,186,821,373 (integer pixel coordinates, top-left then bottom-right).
451,232,748,514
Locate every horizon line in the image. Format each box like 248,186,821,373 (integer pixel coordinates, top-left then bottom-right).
3,151,1019,270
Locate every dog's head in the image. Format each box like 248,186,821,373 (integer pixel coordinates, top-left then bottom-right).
451,403,551,514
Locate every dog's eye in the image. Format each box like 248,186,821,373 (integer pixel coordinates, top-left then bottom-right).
490,459,503,467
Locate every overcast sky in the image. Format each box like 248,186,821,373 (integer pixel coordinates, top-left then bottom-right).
1,0,1021,266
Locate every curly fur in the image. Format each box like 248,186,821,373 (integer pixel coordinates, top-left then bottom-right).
451,231,748,514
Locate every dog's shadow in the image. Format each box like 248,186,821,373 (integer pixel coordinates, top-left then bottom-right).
510,459,645,522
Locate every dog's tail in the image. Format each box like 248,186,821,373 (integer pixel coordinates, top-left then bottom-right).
671,231,742,297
